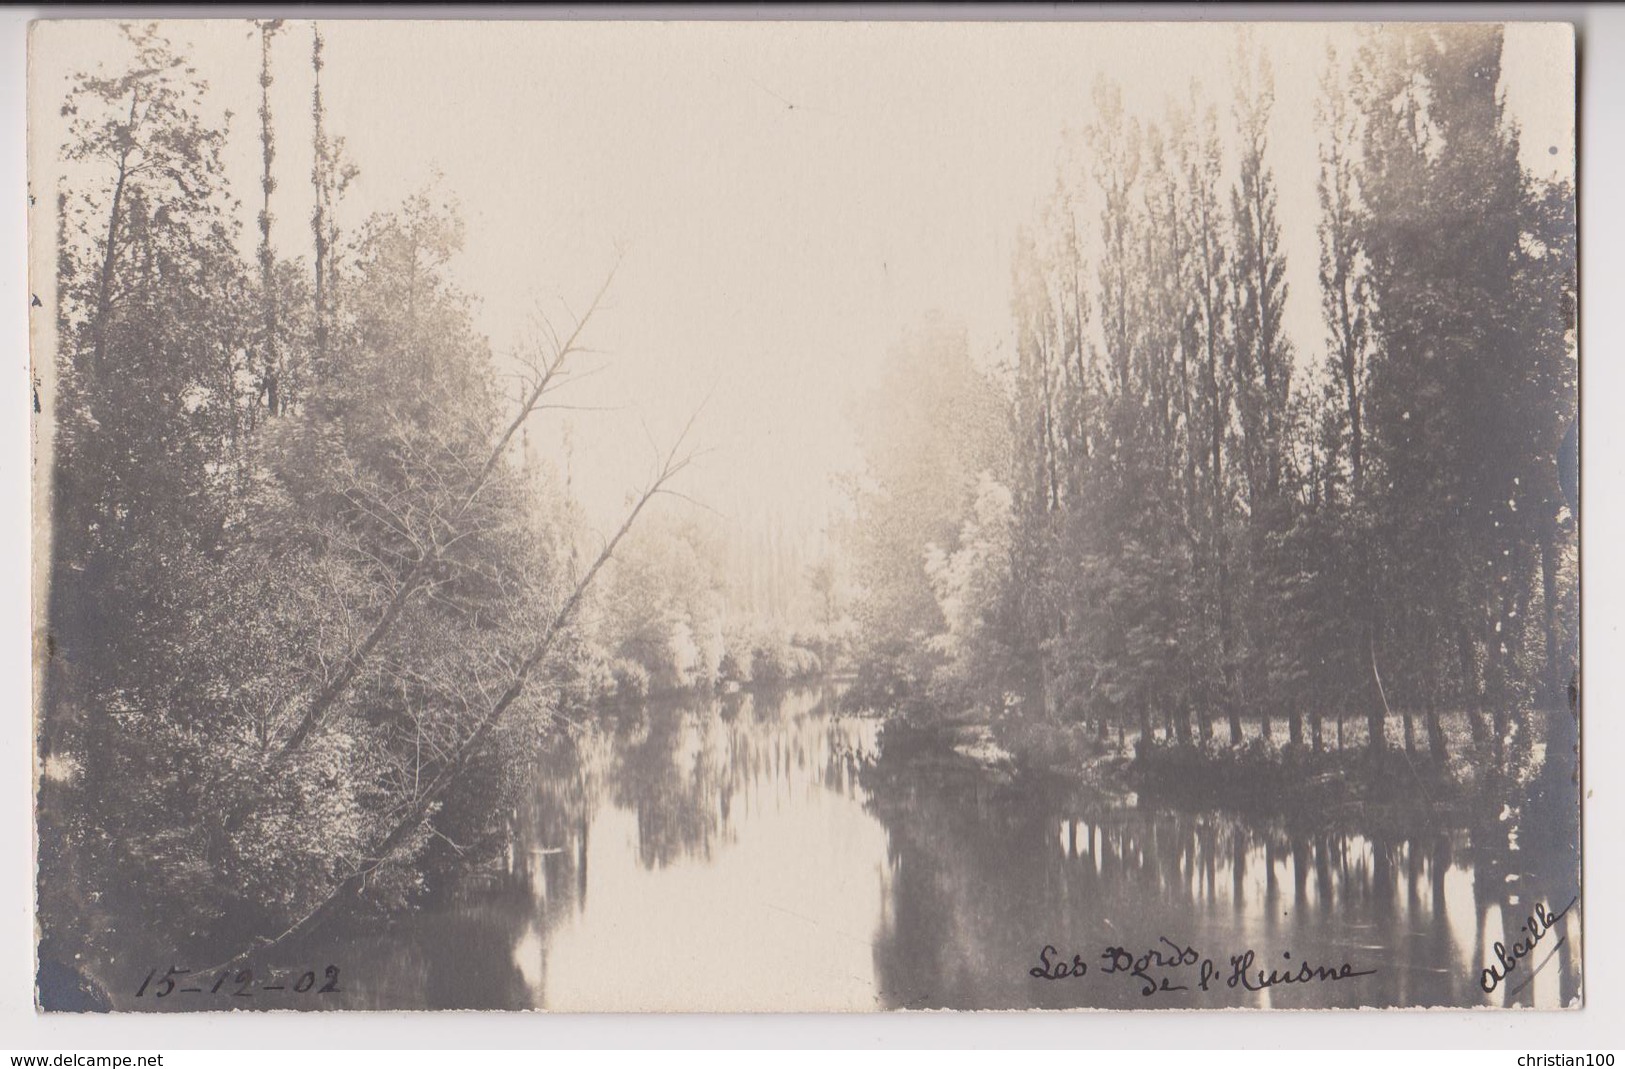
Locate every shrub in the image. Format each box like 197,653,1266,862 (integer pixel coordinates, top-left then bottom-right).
786,645,823,681
717,646,751,686
611,658,651,703
750,637,792,686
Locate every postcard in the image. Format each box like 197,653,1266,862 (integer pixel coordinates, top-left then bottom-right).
29,19,1579,1012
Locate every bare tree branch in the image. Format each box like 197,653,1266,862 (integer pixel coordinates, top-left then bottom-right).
273,263,622,760
207,414,698,971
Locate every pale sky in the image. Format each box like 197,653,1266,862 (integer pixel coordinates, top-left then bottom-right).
29,19,1574,540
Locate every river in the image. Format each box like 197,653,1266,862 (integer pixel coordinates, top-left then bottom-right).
277,685,1580,1011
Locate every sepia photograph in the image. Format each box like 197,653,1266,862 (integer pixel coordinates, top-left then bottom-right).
28,18,1579,1014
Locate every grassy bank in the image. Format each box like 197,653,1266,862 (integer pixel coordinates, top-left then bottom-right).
870,702,1554,837
1127,735,1467,824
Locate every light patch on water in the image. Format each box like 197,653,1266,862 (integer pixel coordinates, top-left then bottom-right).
525,694,889,1012
538,788,888,1011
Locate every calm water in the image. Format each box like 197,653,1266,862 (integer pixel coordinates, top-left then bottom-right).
266,686,1581,1011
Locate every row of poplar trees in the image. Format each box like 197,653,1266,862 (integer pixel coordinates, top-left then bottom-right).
38,22,670,980
997,26,1575,766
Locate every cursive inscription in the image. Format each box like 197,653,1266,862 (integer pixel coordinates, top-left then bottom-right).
1029,944,1090,980
1226,950,1376,992
1028,938,1375,1000
1480,896,1578,995
1101,936,1200,997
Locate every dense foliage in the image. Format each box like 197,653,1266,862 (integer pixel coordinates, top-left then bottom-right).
39,24,646,979
845,27,1577,789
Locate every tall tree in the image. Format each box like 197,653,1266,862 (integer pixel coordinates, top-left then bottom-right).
1175,92,1241,744
844,316,1009,710
255,19,286,417
1229,44,1296,745
1355,25,1549,763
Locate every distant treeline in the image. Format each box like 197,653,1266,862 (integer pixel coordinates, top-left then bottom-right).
580,510,847,704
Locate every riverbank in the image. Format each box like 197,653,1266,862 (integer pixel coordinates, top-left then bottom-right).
868,706,1525,837
1128,736,1469,829
869,712,1133,797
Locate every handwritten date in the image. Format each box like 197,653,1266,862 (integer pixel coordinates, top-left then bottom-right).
134,964,342,999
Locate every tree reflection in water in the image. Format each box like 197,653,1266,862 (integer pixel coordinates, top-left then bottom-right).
861,737,1580,1010
280,687,1575,1012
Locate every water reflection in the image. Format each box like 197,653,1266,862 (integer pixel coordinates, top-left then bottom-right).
866,755,1579,1009
248,687,1576,1012
286,686,883,1011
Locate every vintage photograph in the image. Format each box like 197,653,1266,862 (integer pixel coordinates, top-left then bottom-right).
29,19,1578,1012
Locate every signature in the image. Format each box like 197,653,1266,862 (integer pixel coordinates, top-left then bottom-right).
1480,896,1579,996
1030,938,1375,999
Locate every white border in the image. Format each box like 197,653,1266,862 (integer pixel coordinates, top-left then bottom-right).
1,3,1616,1050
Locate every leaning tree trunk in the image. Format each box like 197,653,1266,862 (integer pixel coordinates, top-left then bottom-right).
205,433,692,973
90,91,141,371
1366,631,1388,755
274,270,619,759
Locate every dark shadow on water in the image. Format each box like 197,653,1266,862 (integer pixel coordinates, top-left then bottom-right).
145,687,1576,1011
860,725,1580,1010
